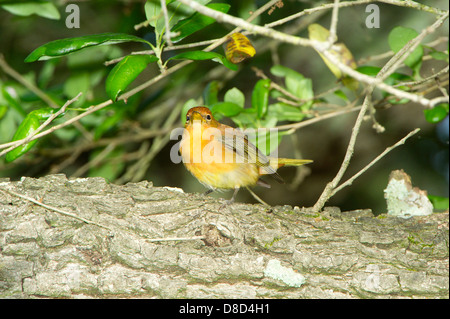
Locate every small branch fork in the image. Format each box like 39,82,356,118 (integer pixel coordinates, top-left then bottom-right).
0,93,83,158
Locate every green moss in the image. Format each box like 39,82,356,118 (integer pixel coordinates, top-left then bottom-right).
264,236,282,249
407,233,435,253
303,212,321,218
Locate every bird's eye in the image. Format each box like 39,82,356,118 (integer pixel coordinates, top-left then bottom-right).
206,114,211,120
186,115,190,122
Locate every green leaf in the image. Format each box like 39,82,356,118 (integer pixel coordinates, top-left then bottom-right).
251,128,290,156
30,107,61,120
287,75,313,108
271,64,297,78
230,110,257,128
5,114,40,162
145,0,172,37
270,65,313,108
25,33,150,62
357,66,412,83
429,50,449,62
224,87,245,107
388,26,423,70
171,3,230,43
0,105,7,121
3,106,64,159
145,0,173,28
105,55,159,101
428,195,449,211
268,103,305,122
1,2,60,20
334,89,348,101
169,51,238,71
252,79,271,118
181,98,198,123
423,103,449,123
145,0,211,40
357,66,381,77
210,102,243,118
359,65,414,104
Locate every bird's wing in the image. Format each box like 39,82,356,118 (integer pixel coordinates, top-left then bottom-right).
215,129,284,183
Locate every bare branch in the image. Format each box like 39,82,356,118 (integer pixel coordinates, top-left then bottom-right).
330,128,421,197
161,0,173,46
176,0,449,108
328,0,340,45
0,93,83,157
265,0,446,29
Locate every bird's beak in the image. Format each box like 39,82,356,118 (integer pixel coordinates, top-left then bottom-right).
191,111,204,122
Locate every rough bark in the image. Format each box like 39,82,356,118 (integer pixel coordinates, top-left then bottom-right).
0,174,448,298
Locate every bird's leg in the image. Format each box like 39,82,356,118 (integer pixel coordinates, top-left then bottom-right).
226,187,240,205
219,188,239,209
204,189,214,195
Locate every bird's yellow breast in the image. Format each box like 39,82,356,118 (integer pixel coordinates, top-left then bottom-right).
180,127,259,189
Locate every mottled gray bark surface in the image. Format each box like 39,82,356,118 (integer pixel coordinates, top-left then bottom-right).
0,174,448,298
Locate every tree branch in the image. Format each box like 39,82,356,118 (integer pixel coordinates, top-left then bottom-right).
0,93,82,158
177,0,449,108
330,128,421,197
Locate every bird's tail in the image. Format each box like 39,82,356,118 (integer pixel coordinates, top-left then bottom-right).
258,158,312,182
270,158,313,169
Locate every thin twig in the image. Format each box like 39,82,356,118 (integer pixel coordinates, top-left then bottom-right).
0,187,113,233
0,93,82,157
311,93,374,211
265,0,445,29
121,0,280,101
328,0,340,45
173,0,446,210
310,17,441,207
330,128,421,196
161,0,173,46
176,0,449,108
72,142,117,177
105,0,279,66
0,54,58,109
394,65,449,87
105,38,222,66
309,9,442,210
276,106,362,132
0,99,111,152
1,0,280,162
252,66,302,103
